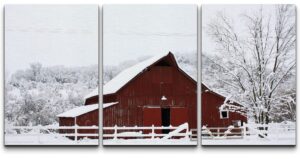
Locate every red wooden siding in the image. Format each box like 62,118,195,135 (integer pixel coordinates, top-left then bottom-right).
103,94,117,103
170,107,188,126
59,117,75,136
143,107,162,134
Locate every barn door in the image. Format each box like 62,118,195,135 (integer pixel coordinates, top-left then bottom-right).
143,107,161,134
170,107,188,126
161,108,170,134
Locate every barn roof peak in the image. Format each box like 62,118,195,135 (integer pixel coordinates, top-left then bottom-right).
85,52,176,99
103,52,174,95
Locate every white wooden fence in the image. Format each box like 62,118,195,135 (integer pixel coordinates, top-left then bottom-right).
5,123,197,142
202,123,296,140
103,123,197,140
7,123,293,142
5,125,99,142
202,126,245,139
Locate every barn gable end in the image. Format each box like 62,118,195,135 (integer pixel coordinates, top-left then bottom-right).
201,84,247,127
101,52,198,129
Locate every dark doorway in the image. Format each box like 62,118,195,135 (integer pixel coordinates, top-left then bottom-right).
161,107,170,134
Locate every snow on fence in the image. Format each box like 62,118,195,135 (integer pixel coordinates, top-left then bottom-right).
202,126,245,139
5,125,99,145
103,123,196,141
202,122,296,140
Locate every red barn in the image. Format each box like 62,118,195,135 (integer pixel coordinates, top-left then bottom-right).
57,51,246,138
57,52,197,138
201,84,247,128
97,52,198,131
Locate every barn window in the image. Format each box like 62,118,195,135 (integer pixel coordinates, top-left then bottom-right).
220,110,229,119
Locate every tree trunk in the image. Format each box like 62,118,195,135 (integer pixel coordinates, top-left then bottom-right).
257,111,269,138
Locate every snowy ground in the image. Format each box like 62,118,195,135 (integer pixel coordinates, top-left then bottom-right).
202,134,295,145
202,122,296,145
103,138,197,145
5,134,98,145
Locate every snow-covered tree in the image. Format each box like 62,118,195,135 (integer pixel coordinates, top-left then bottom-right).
5,64,98,126
204,4,296,132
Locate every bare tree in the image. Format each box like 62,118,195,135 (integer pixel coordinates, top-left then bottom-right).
206,5,295,134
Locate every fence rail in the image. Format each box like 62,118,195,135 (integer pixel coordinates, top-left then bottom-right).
5,125,99,142
6,123,294,141
103,123,197,141
202,123,296,140
5,123,197,141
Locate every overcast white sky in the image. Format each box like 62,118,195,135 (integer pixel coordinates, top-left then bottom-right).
103,5,197,66
202,5,278,55
5,5,98,74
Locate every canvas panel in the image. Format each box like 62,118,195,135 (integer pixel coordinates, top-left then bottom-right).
201,4,296,146
4,5,99,146
101,4,198,146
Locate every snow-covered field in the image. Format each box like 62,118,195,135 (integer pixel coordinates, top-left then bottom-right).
202,134,295,145
5,134,98,145
5,124,99,145
5,134,196,146
201,134,296,145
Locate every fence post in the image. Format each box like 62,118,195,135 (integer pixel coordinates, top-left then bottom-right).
75,125,78,142
113,125,117,140
243,125,247,138
217,128,220,137
151,125,155,139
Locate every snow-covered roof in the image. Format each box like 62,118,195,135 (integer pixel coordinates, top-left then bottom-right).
57,104,98,118
103,52,170,95
84,52,170,99
103,102,119,108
